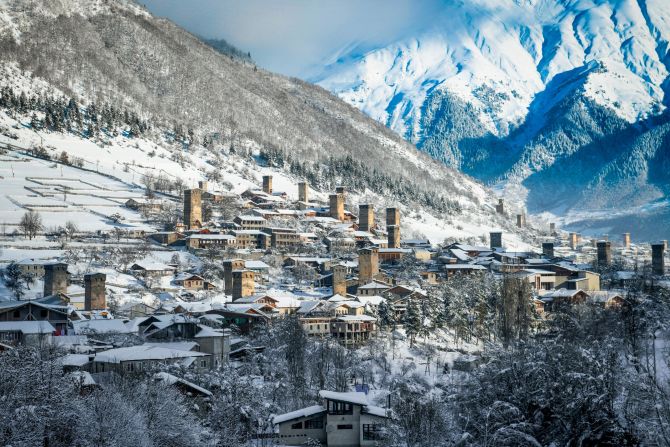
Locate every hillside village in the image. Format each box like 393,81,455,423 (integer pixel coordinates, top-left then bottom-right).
1,139,668,445
1,0,670,445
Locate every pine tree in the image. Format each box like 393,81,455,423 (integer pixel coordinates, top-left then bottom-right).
378,299,396,331
404,299,422,346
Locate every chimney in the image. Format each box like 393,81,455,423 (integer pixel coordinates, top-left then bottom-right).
262,175,273,194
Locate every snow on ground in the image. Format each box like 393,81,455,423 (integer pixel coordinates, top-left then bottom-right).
0,104,537,249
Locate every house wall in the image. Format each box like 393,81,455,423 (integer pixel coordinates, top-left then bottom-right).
359,413,387,446
327,403,362,447
277,415,327,445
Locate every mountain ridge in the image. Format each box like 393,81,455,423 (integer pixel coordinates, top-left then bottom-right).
0,0,538,247
316,0,670,240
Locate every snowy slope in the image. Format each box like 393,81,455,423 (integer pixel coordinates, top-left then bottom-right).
317,0,669,139
315,0,670,240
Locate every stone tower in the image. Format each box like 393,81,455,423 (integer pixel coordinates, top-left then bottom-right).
550,222,556,235
332,264,347,296
569,232,578,250
542,242,554,259
387,225,401,249
335,186,346,195
358,247,379,285
495,198,504,214
223,259,245,296
622,233,631,249
652,243,665,276
84,273,106,311
597,241,612,266
358,204,374,232
490,231,503,250
386,207,400,227
184,188,202,230
516,214,525,228
330,193,344,221
298,182,309,203
262,175,273,194
232,270,255,300
44,262,68,297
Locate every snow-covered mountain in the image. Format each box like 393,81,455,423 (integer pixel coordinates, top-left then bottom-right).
0,0,538,248
316,0,670,240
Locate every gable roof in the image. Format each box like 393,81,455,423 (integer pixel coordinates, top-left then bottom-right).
273,405,326,425
0,321,55,334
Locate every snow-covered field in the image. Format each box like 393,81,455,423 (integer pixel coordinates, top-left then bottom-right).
0,107,535,250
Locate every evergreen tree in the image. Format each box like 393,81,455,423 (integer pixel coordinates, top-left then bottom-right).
378,299,396,331
404,299,422,346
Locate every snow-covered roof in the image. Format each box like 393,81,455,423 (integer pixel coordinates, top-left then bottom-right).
319,390,369,405
94,345,209,363
356,295,385,306
245,260,270,270
194,325,226,338
188,234,235,240
60,353,91,367
0,321,55,334
362,405,390,418
358,281,389,290
68,371,97,386
273,405,326,425
335,315,376,322
72,319,131,334
154,372,213,397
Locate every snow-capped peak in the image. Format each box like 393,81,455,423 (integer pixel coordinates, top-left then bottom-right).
315,0,670,140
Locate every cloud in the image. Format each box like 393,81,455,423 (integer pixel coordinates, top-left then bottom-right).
141,0,444,77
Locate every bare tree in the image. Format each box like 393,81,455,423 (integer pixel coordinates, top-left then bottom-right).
18,210,43,240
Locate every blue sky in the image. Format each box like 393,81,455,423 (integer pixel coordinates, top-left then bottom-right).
141,0,444,78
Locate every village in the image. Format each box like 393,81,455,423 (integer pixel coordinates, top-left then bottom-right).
1,163,668,446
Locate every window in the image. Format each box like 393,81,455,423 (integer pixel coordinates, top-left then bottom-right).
200,360,208,367
337,424,353,430
291,422,303,430
304,418,323,429
363,424,383,440
327,400,352,415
